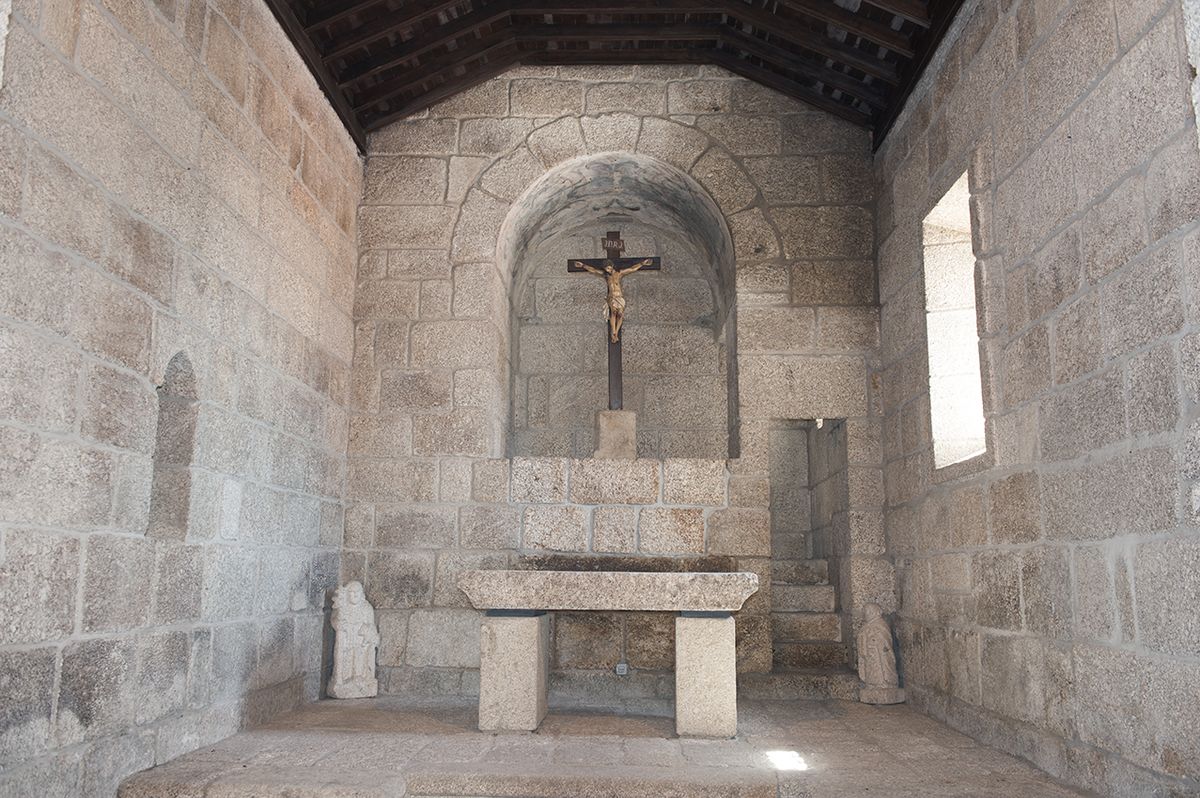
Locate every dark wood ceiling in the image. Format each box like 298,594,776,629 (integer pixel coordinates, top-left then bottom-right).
264,0,966,151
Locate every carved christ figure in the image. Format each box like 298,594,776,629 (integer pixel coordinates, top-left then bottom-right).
330,581,379,699
571,257,655,343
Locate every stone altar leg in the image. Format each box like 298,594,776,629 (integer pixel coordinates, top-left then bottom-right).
478,612,549,732
674,613,738,738
594,409,636,458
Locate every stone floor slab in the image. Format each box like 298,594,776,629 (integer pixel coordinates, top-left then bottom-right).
119,698,1095,798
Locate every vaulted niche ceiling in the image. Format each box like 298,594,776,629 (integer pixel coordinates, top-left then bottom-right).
265,0,966,151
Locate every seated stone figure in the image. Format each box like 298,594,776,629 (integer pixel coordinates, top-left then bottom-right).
329,581,379,699
856,602,905,705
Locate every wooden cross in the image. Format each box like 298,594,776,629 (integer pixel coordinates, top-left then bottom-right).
567,231,661,411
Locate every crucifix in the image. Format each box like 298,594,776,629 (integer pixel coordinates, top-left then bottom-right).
567,231,661,411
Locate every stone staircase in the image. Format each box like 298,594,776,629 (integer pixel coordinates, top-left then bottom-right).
769,557,848,671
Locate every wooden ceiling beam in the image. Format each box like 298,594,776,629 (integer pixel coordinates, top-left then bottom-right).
334,1,514,83
773,0,914,57
335,0,900,93
730,1,900,83
721,26,887,108
517,21,723,42
525,47,711,65
860,0,931,28
708,48,872,126
304,0,384,32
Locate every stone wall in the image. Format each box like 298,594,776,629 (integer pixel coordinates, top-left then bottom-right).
0,0,361,791
350,65,886,704
876,0,1200,793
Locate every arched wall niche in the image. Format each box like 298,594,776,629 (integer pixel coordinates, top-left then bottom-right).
496,152,741,459
147,351,199,540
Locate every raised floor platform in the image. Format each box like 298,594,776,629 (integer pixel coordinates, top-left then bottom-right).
118,698,1092,797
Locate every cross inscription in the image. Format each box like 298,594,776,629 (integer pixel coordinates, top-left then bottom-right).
567,231,661,411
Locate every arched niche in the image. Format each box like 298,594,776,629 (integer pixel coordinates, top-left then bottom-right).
497,152,739,459
147,351,199,540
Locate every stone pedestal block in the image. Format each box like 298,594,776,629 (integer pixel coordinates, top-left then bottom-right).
674,614,738,738
594,410,637,459
859,686,905,705
478,613,549,731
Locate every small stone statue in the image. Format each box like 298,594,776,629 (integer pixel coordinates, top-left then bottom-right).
856,602,905,705
329,581,379,699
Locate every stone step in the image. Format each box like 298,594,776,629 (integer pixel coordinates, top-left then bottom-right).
770,558,828,585
771,611,842,642
773,641,849,669
771,583,836,612
737,668,860,701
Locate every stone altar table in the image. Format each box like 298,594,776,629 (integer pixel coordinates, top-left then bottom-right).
458,570,759,738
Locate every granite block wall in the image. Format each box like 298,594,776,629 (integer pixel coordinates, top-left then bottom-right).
349,65,886,705
876,0,1200,793
0,0,361,791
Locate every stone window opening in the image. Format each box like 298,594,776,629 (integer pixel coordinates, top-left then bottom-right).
922,172,986,469
147,351,199,540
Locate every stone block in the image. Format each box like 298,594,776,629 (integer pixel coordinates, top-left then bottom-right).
1135,536,1200,657
365,550,434,608
358,204,455,250
0,529,79,645
581,113,641,153
739,355,868,419
668,80,731,114
0,647,56,762
375,504,456,549
662,459,726,506
974,550,1022,631
592,505,636,553
1100,244,1184,358
362,155,446,205
587,82,665,114
1127,342,1180,436
58,637,138,742
738,306,816,353
744,155,819,204
405,608,480,668
1039,367,1125,462
636,117,708,171
478,613,549,732
511,79,584,116
152,542,202,625
988,471,1040,544
553,612,621,668
626,613,675,670
527,117,585,168
1020,545,1071,639
459,118,534,156
1042,447,1176,541
772,205,873,259
429,78,509,115
522,505,588,552
594,409,636,459
675,615,737,737
411,410,492,456
691,149,755,214
772,612,841,642
695,116,781,157
82,534,153,633
773,584,835,612
639,508,705,554
569,458,659,504
509,457,567,503
479,147,543,202
707,509,770,557
472,458,510,503
459,504,519,549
